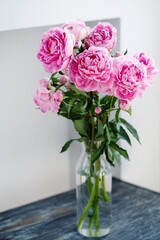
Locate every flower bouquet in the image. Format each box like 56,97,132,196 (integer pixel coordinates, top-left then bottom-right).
34,19,158,237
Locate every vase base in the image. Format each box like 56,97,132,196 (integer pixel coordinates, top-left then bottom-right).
78,227,110,237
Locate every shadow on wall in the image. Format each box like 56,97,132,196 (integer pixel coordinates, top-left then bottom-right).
68,18,121,188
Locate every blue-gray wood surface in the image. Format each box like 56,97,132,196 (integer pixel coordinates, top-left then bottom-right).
0,178,160,240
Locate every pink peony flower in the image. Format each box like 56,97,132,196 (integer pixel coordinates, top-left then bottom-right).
69,46,113,93
37,27,75,74
84,22,117,51
33,82,63,113
111,56,147,100
95,107,101,114
53,90,63,102
62,19,90,47
59,75,70,85
118,99,131,111
134,53,159,85
115,51,124,57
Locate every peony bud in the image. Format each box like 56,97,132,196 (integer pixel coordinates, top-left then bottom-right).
59,75,69,85
119,99,131,111
114,51,124,57
95,107,101,114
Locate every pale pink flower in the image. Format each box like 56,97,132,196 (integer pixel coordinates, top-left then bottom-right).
84,22,117,51
134,52,159,86
69,46,113,93
115,51,124,57
118,99,131,111
33,84,63,113
62,19,90,47
37,27,75,74
111,56,147,100
39,77,50,88
53,90,63,102
95,107,101,114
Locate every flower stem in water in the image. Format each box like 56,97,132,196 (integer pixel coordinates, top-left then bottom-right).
101,175,111,202
77,179,96,229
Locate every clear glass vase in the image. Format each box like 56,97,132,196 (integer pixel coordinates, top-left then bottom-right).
76,141,112,238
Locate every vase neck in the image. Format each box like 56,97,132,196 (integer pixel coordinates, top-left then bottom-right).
82,140,101,154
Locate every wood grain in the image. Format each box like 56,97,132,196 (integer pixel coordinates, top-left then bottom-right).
0,178,160,240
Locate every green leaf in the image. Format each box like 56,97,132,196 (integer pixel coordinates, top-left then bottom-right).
59,98,88,120
81,101,88,111
106,125,111,143
109,146,122,167
60,137,86,153
73,46,79,50
100,95,110,105
126,106,132,116
59,71,64,75
72,101,87,115
78,137,87,142
100,96,118,112
73,118,89,137
68,99,75,116
110,133,119,143
115,108,120,123
119,118,141,143
105,145,115,166
109,141,129,160
92,141,106,163
60,139,75,153
124,49,128,55
59,101,84,120
117,126,131,146
95,136,105,141
50,72,57,78
93,94,99,104
50,77,59,87
64,91,80,100
61,113,84,120
68,85,89,98
108,121,120,143
110,96,118,108
50,72,59,85
95,119,104,139
109,121,118,135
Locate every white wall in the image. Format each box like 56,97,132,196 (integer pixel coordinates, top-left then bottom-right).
0,27,72,212
0,0,160,212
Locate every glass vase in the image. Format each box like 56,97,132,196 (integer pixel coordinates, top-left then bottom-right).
76,141,112,237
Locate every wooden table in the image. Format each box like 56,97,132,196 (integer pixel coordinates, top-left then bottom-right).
0,178,160,240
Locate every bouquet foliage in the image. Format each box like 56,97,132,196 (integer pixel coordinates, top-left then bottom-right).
34,19,158,235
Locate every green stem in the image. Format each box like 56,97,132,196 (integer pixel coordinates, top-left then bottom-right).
89,211,94,228
101,175,111,202
89,110,95,143
87,105,96,229
88,176,100,228
87,177,92,195
89,158,101,229
95,177,100,228
107,107,119,112
77,179,97,229
94,159,101,228
108,96,114,118
89,108,95,176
